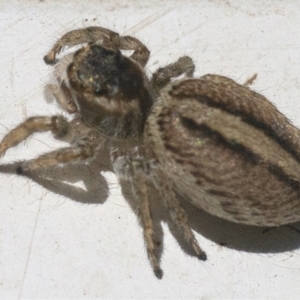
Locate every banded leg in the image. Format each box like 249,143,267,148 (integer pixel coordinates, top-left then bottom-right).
0,116,68,156
158,171,207,261
16,130,100,173
133,172,163,279
151,56,195,93
44,26,150,67
18,144,93,173
118,35,150,67
44,27,120,64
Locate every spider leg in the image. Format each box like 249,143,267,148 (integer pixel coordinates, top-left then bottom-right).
44,27,120,65
0,116,69,157
130,165,206,279
46,83,78,114
157,170,207,261
164,189,207,261
132,171,163,279
16,130,100,173
44,26,150,67
243,73,258,86
151,56,195,92
17,144,92,173
118,35,150,67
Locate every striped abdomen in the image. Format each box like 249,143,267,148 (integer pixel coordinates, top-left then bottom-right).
145,75,300,226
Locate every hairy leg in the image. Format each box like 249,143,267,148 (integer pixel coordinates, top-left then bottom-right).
118,35,150,67
151,56,195,92
46,83,78,114
0,116,68,156
44,26,150,67
44,27,120,64
18,142,91,173
130,164,206,279
157,170,207,261
16,130,101,173
132,171,163,279
243,73,257,86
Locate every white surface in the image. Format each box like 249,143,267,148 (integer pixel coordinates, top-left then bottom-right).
1,1,300,299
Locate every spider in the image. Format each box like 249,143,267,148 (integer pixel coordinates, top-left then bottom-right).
0,26,204,278
3,26,298,279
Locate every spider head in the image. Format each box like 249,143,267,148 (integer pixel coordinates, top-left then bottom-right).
67,44,153,138
68,44,144,99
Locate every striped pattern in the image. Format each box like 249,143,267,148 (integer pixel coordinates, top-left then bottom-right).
145,75,300,226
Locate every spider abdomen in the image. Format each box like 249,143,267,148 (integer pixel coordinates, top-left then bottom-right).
145,76,300,227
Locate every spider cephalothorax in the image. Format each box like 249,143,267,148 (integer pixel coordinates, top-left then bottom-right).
67,43,153,139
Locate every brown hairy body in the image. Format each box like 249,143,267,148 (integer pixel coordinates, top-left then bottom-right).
1,26,299,278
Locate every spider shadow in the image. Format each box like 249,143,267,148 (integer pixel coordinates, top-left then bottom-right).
1,143,300,264
183,198,300,256
120,179,300,262
0,143,112,205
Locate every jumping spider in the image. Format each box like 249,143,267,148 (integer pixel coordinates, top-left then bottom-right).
2,26,300,279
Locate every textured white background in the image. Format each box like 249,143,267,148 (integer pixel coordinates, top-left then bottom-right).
1,1,300,299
